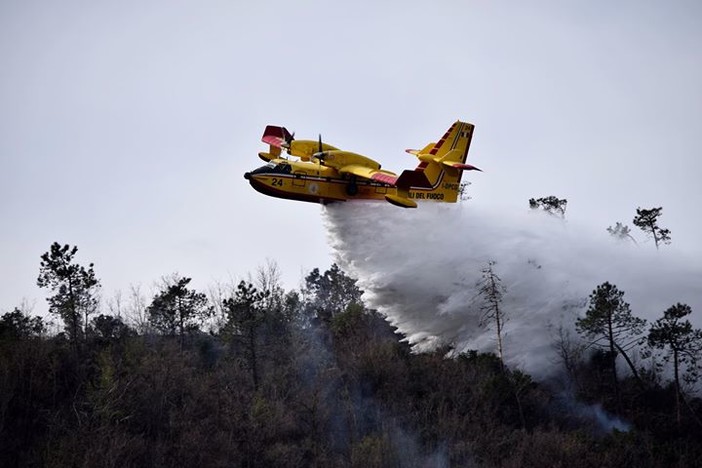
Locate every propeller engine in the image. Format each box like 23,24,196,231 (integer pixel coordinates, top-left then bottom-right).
312,134,327,162
281,130,295,153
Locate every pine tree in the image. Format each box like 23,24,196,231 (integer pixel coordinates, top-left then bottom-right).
576,282,647,402
648,303,702,425
147,276,212,344
633,207,671,249
37,242,100,345
222,281,269,389
304,263,363,322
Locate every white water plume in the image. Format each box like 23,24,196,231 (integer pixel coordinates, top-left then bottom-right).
323,202,702,378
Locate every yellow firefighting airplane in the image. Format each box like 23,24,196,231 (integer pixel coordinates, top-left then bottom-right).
244,121,480,208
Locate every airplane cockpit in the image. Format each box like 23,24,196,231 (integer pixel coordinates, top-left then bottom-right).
246,161,292,177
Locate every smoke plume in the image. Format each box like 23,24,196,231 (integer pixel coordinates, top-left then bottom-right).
323,202,702,378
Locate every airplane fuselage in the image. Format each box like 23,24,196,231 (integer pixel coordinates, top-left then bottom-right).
244,159,455,205
246,121,477,207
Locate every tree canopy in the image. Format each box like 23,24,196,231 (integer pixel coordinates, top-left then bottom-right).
529,196,568,217
0,308,45,339
147,276,213,338
304,263,363,321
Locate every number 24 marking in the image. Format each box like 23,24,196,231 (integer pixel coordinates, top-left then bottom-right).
271,178,283,187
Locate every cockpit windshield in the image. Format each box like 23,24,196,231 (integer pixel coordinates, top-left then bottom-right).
250,162,292,175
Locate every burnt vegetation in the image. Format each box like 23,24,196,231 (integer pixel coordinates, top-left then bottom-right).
1,243,701,467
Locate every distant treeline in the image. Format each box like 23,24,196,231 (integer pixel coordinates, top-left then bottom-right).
1,243,701,467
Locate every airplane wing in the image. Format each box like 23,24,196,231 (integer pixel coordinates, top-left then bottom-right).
318,150,398,185
291,140,339,161
338,164,398,185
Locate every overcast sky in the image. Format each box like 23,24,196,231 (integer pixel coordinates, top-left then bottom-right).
2,0,701,315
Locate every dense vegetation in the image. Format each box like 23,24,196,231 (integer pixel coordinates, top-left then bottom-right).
1,243,701,467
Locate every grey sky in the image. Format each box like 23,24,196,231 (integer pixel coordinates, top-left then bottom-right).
2,1,701,315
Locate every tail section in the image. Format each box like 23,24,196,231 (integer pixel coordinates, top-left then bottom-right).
399,120,479,204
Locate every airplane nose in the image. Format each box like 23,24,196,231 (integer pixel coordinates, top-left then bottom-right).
244,172,251,180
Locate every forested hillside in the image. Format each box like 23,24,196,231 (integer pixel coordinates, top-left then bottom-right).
1,243,701,467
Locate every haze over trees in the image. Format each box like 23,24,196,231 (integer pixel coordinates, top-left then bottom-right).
528,195,568,217
607,222,637,243
2,242,702,467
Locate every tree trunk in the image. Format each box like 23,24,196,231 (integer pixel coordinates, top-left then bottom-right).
178,297,184,350
68,277,80,348
496,309,504,370
614,343,643,385
489,273,505,370
607,317,620,407
249,326,259,390
673,348,681,427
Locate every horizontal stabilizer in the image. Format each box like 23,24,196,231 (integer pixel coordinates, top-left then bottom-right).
441,161,482,172
405,143,435,156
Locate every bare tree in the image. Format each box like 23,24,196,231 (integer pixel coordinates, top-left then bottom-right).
208,280,235,333
122,284,150,334
106,290,123,319
551,324,586,387
458,181,472,201
477,261,508,367
255,259,286,313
